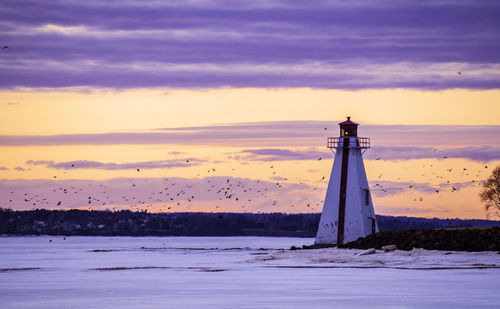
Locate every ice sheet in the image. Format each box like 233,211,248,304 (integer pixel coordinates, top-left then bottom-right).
1,236,499,308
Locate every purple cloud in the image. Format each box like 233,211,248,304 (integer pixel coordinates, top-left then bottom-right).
25,159,205,170
1,0,499,89
365,145,500,162
0,122,499,155
0,175,479,215
238,145,500,163
0,166,9,170
368,180,476,198
14,166,25,171
168,151,187,155
239,148,328,161
0,176,316,213
375,205,450,216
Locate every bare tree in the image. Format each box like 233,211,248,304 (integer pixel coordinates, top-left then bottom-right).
480,166,500,218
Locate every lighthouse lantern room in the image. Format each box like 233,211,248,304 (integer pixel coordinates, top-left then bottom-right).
315,117,378,245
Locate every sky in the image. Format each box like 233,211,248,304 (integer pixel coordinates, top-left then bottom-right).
1,0,500,219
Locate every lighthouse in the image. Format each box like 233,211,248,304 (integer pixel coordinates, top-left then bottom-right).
315,117,378,245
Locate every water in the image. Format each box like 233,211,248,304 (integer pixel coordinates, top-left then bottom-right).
1,236,499,308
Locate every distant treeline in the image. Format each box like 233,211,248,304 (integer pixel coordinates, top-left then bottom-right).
1,208,500,237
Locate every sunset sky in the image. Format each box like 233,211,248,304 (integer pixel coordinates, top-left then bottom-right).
1,0,499,218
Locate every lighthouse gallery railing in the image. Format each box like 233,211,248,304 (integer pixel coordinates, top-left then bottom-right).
327,137,370,149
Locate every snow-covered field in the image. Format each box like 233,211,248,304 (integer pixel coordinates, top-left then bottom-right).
1,236,499,308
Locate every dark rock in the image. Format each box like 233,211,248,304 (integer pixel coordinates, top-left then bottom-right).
341,228,500,253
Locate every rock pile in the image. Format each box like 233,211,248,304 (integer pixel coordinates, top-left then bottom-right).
340,228,500,252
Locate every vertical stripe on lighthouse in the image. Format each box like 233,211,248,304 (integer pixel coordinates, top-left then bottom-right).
337,137,350,245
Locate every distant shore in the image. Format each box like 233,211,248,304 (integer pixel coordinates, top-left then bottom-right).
1,208,500,238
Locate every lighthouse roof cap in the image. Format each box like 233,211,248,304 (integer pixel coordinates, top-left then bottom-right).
338,116,359,127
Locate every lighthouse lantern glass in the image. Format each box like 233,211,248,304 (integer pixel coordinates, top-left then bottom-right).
338,117,359,137
340,126,357,137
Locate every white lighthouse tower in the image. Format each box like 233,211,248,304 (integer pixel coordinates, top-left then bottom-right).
315,117,378,245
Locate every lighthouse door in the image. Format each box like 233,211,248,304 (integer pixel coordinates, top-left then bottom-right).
369,217,376,234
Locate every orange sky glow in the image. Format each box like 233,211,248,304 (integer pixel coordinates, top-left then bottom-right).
1,88,499,219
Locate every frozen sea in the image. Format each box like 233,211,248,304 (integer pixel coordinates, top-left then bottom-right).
1,236,500,308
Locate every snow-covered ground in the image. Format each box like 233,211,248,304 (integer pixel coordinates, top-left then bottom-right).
1,236,499,308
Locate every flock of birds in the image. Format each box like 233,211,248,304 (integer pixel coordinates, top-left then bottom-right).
6,163,326,213
370,161,489,203
5,145,489,213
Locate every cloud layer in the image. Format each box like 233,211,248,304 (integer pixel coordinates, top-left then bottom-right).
1,122,499,161
25,159,204,170
237,146,500,163
1,0,499,89
365,145,500,162
239,148,327,161
0,176,480,217
0,176,318,213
